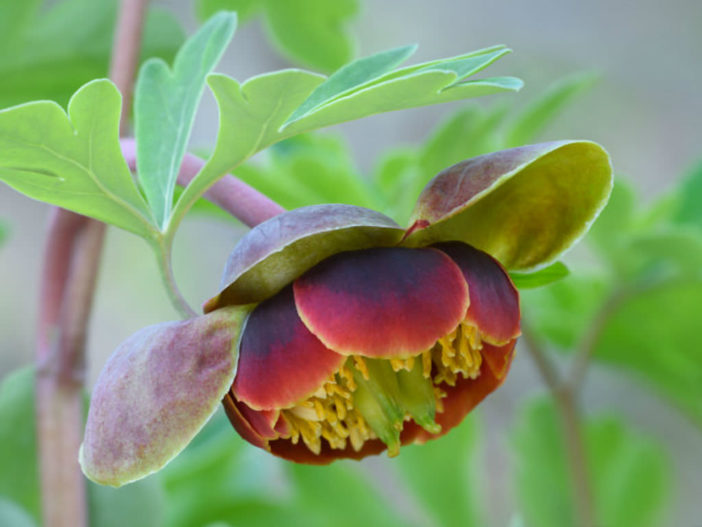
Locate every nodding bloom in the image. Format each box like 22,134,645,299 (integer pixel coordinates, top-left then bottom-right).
80,141,612,485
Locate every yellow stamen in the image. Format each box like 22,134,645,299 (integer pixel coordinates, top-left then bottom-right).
279,320,486,456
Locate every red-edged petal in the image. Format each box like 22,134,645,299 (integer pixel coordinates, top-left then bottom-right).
435,242,520,345
233,287,345,411
294,247,469,358
408,340,516,444
269,437,387,465
222,393,272,451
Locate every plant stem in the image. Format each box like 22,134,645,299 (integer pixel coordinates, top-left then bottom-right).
35,1,148,526
568,287,628,392
152,237,198,318
521,325,596,527
120,138,285,229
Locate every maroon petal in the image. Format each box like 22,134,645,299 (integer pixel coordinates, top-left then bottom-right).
205,204,404,310
294,247,469,357
222,393,272,451
435,242,520,345
233,287,345,411
268,437,387,465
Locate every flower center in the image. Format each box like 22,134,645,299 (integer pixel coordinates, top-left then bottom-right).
280,320,484,456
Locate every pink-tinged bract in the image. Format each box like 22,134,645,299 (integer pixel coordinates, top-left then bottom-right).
80,308,245,487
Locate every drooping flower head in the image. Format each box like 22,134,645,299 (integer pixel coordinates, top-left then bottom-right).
80,141,612,485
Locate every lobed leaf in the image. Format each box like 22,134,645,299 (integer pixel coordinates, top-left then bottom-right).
0,80,156,237
135,12,237,229
285,44,417,124
175,45,519,219
512,398,669,527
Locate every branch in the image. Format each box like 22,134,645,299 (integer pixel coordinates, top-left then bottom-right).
120,138,285,228
35,1,149,526
520,325,596,527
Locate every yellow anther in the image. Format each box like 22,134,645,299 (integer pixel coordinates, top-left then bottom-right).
422,350,432,378
353,356,370,380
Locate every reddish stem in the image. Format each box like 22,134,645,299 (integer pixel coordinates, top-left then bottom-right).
120,138,285,228
35,1,148,526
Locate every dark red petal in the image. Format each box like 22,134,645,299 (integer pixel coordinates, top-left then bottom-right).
268,437,387,465
233,287,345,411
294,247,469,357
222,393,271,450
435,242,520,345
408,340,516,444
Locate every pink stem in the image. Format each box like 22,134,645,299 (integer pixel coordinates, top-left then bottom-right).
35,1,148,526
120,138,285,228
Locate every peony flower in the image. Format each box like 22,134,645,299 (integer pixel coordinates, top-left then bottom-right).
80,141,612,485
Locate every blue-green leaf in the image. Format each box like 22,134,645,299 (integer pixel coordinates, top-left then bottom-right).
172,45,519,227
135,11,237,229
285,44,417,124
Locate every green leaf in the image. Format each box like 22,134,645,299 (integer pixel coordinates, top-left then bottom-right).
520,274,610,351
135,12,237,229
0,80,156,238
0,220,8,246
0,0,183,109
587,179,636,262
594,279,702,424
262,0,359,72
512,398,668,527
287,463,408,527
236,134,381,210
160,411,280,527
197,0,260,22
0,499,37,527
88,479,166,527
510,261,570,289
0,367,167,526
395,414,484,527
505,72,598,147
174,46,520,224
0,368,41,522
286,44,418,124
674,158,702,231
196,0,359,72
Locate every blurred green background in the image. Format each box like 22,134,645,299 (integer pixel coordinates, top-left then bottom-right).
1,1,701,526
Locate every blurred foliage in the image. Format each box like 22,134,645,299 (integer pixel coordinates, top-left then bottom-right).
0,368,167,526
196,0,359,72
1,1,700,525
0,0,184,109
512,398,668,527
0,220,8,246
